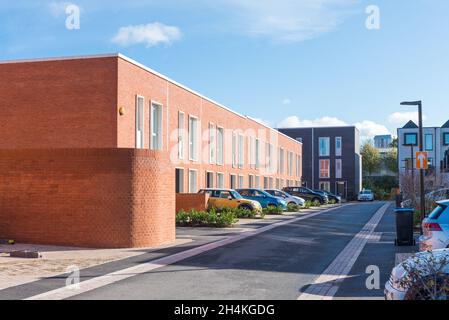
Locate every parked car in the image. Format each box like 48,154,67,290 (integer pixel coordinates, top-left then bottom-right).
198,188,262,213
264,189,305,207
282,186,328,204
357,189,374,202
418,200,449,251
312,189,341,203
385,249,449,300
236,188,288,210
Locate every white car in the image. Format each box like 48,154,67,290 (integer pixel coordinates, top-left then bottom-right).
358,189,374,202
418,200,449,251
264,189,305,207
385,249,449,300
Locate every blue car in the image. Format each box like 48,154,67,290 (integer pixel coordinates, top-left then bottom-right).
236,188,287,210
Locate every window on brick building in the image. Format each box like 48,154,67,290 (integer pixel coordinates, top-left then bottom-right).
188,170,198,193
178,112,185,159
217,127,224,165
209,123,216,164
150,102,163,150
136,95,144,149
189,116,198,161
206,171,214,188
217,173,224,188
319,159,330,178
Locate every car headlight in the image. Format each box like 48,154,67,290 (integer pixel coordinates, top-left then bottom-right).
252,201,261,208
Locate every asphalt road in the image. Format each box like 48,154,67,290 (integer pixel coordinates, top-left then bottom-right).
66,202,400,300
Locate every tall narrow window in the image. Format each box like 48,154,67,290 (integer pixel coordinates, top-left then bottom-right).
136,96,144,149
217,127,224,165
279,148,285,174
209,123,216,164
217,173,224,188
425,134,433,151
319,159,330,178
335,137,342,156
178,112,185,159
255,139,260,169
232,132,237,168
255,176,260,188
188,170,198,193
238,134,244,168
150,102,163,150
175,168,184,193
238,175,244,188
288,152,294,176
206,171,214,188
319,137,330,157
336,159,342,179
248,175,254,188
189,116,198,161
230,174,237,189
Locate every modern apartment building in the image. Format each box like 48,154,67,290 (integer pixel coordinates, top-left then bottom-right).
397,120,449,187
372,134,396,177
279,126,362,200
0,54,302,248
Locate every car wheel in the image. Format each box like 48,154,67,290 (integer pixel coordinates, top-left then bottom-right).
238,204,253,212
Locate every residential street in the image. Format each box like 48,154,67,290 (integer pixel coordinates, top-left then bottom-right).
0,202,417,300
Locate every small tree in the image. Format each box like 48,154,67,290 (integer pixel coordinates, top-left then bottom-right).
361,141,381,178
384,148,398,174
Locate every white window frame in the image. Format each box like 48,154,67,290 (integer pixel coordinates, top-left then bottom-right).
175,167,185,193
205,171,214,188
232,132,237,168
217,126,224,165
336,159,342,179
238,175,244,188
238,134,244,169
189,115,199,161
188,169,198,193
255,138,260,169
319,137,330,157
209,123,216,164
255,175,260,188
178,111,185,159
335,137,342,157
216,172,225,188
230,174,237,189
150,101,163,150
248,174,254,188
135,95,145,149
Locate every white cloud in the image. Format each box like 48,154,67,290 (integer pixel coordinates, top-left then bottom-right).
282,98,291,105
112,22,182,47
278,116,347,128
278,115,390,140
388,111,427,125
354,120,390,141
221,0,358,43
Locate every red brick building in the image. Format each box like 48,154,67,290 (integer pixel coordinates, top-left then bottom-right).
0,54,302,248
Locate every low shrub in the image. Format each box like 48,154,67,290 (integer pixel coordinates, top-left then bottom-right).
286,203,300,212
312,200,321,207
263,205,284,215
329,199,337,205
304,201,312,209
176,208,237,227
221,207,257,219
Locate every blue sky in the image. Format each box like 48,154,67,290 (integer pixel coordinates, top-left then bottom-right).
1,0,449,139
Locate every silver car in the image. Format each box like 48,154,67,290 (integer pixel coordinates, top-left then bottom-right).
419,200,449,251
264,189,305,207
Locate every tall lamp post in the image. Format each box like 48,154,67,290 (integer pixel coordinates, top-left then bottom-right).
400,101,425,234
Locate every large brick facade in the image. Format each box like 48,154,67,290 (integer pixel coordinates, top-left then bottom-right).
0,149,174,248
0,54,302,248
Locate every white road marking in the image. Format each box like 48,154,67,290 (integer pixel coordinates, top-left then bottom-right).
298,202,390,300
25,205,350,300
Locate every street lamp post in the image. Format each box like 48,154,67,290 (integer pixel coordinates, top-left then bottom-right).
401,101,425,234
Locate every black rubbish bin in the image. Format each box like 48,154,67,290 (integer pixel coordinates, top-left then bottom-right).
394,208,415,246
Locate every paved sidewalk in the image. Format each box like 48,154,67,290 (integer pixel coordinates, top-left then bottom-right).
0,204,340,295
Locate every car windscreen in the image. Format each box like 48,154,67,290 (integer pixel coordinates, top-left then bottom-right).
231,190,243,199
428,204,447,220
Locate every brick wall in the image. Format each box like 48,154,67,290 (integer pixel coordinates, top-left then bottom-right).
0,148,175,248
0,56,118,149
176,193,210,213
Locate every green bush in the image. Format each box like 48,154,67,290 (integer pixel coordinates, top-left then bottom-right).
176,208,237,227
312,200,321,207
286,203,300,212
304,201,312,209
263,205,284,215
329,199,336,205
219,206,258,219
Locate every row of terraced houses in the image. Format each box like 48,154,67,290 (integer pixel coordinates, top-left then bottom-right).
0,54,303,249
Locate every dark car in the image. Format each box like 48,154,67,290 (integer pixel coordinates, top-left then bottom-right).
283,186,328,204
313,189,341,203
